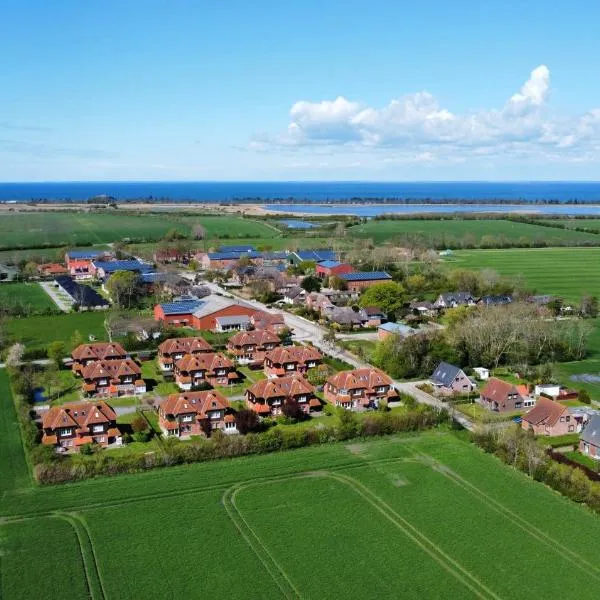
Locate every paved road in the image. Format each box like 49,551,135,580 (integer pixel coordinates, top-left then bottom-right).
204,280,476,430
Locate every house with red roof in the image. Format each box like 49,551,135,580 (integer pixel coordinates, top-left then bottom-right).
174,352,237,390
81,358,145,397
41,401,121,451
521,397,576,436
227,329,281,366
158,390,235,438
37,262,68,277
324,368,398,410
71,342,128,375
245,375,320,417
157,337,213,372
315,260,354,279
479,377,534,413
264,345,322,378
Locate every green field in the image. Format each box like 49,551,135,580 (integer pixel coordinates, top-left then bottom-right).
349,218,600,246
0,213,278,249
546,219,600,230
0,282,58,312
446,247,600,301
2,414,600,599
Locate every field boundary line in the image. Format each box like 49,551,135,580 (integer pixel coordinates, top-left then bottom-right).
54,513,105,600
226,471,499,600
223,484,301,599
1,455,424,521
329,472,502,600
411,449,600,579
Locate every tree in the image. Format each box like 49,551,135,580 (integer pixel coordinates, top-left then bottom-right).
69,329,84,352
163,228,187,241
580,295,599,318
322,329,338,349
5,342,25,369
38,364,61,401
301,276,322,293
21,261,38,280
358,281,405,316
282,398,305,421
579,389,591,405
235,409,260,434
131,415,148,434
106,270,140,308
329,275,347,291
47,341,66,368
192,223,206,240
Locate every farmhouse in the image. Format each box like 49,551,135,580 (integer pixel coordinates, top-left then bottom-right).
158,390,234,438
324,368,398,410
328,307,362,328
580,415,600,459
65,250,111,279
201,250,262,270
430,362,475,395
157,337,214,372
37,262,68,277
264,345,322,378
41,401,121,450
81,358,145,397
433,292,476,309
92,259,153,281
339,271,392,293
71,342,128,374
521,397,576,436
478,295,513,307
245,375,319,417
174,352,237,389
227,329,281,365
479,377,533,413
315,260,354,279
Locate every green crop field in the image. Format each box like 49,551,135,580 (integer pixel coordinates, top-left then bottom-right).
0,282,58,312
2,418,600,599
546,219,600,230
446,247,600,301
349,218,600,246
0,213,278,249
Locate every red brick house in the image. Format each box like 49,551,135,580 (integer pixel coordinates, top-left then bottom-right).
580,415,600,460
41,401,121,450
315,260,354,279
153,300,203,326
81,358,146,397
192,304,263,331
264,346,322,378
71,342,128,375
339,271,392,293
37,262,68,277
479,377,533,413
65,250,109,280
246,375,320,417
158,390,234,438
174,352,237,390
324,368,398,410
521,397,575,436
158,337,213,372
227,330,281,365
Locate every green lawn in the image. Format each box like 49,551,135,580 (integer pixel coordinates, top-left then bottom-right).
0,282,58,313
0,212,279,249
140,360,179,396
349,218,600,246
3,432,600,598
446,247,600,301
564,450,600,470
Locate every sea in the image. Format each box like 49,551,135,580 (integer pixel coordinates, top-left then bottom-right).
3,181,600,215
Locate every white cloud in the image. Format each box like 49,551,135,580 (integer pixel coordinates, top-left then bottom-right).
251,65,600,164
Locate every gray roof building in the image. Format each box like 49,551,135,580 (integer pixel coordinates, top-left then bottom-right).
580,414,600,447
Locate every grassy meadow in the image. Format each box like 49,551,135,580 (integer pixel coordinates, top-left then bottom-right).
2,429,600,599
0,212,278,249
445,247,600,301
0,282,58,312
349,218,600,246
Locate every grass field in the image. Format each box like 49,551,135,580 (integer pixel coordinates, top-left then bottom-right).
2,425,600,599
446,247,600,301
0,282,58,312
349,218,600,246
0,213,278,249
547,219,600,230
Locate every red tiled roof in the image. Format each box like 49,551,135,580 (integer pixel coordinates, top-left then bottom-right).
327,368,393,392
158,336,213,356
481,377,527,404
175,352,234,375
161,390,230,418
227,329,280,349
42,401,118,431
265,345,322,366
247,375,315,401
81,358,141,381
72,342,127,361
522,397,568,427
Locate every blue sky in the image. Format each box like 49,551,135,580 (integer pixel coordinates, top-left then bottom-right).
1,0,600,181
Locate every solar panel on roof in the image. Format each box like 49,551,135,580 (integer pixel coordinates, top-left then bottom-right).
160,300,203,315
340,271,391,281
